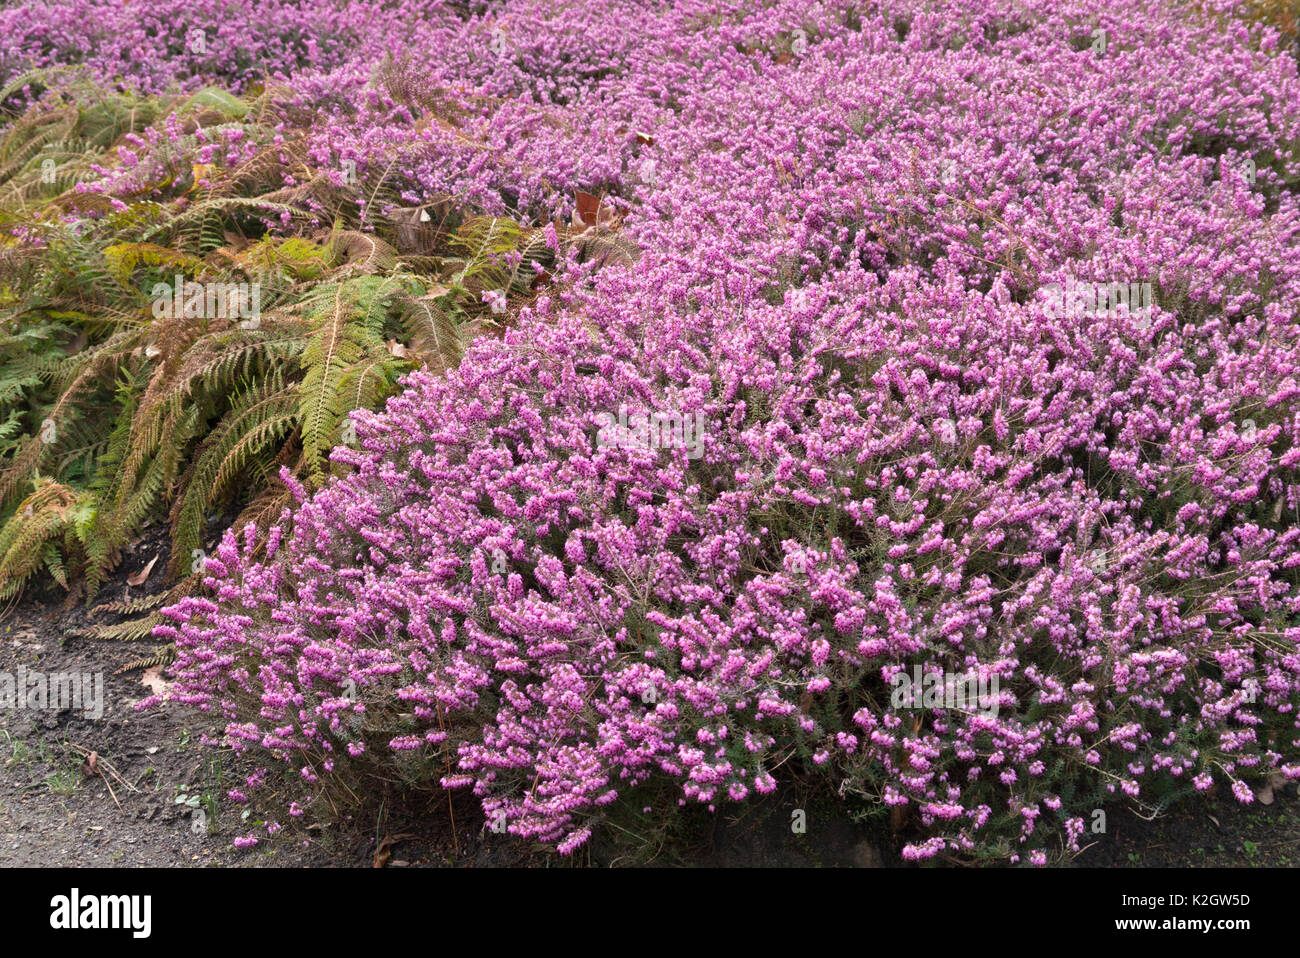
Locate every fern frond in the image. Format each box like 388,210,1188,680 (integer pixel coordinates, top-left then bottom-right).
401,291,464,374
168,376,296,576
328,230,400,274
0,478,80,600
296,275,404,478
114,644,176,673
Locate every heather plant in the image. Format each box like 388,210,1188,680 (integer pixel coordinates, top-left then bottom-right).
160,253,1300,862
3,0,1300,864
0,0,466,97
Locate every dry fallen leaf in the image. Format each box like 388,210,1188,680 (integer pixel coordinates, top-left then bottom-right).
222,229,250,252
575,191,619,228
1254,770,1287,805
373,832,415,868
141,665,171,697
64,330,89,356
385,339,409,358
575,190,602,226
127,554,159,587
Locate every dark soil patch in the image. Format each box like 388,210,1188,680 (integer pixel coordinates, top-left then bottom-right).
1073,789,1300,868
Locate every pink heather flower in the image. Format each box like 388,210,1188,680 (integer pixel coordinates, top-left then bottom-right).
482,289,508,314
106,0,1300,866
556,828,592,855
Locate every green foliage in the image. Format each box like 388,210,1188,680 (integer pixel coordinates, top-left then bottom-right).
0,74,594,621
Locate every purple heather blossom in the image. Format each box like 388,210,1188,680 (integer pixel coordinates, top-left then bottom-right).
15,0,1291,864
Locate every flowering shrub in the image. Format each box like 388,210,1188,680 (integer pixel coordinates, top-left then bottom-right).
0,0,464,94
52,0,1297,861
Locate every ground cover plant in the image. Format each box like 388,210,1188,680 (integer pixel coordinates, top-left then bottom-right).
2,0,1299,865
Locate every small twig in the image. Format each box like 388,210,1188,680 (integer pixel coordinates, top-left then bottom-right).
437,704,460,858
66,742,137,794
67,743,123,810
1071,840,1099,860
